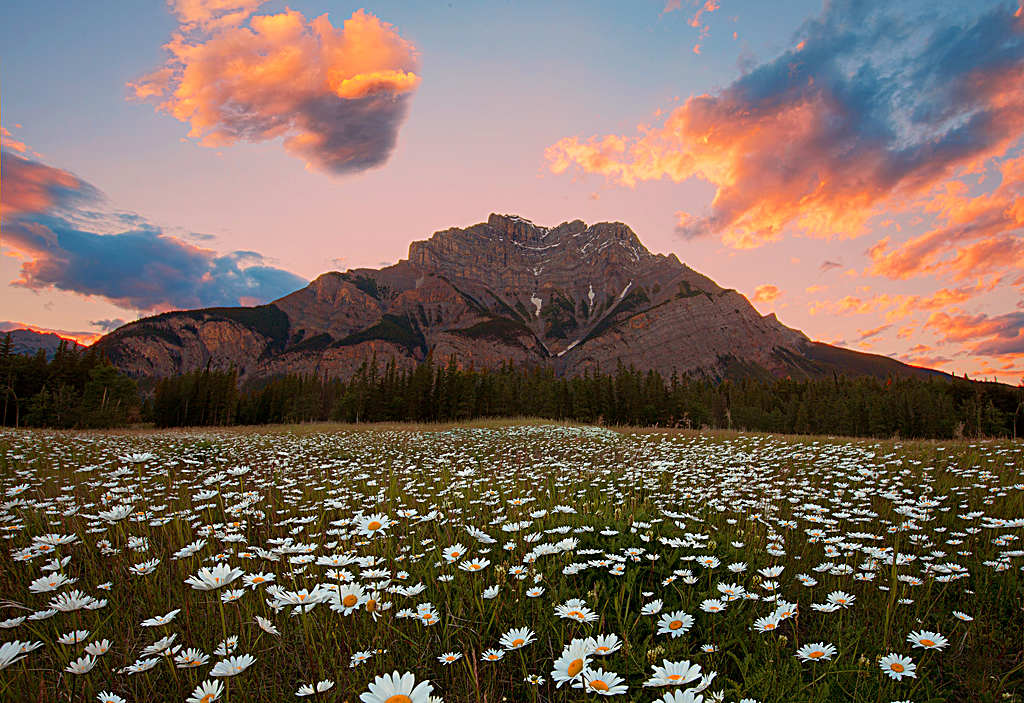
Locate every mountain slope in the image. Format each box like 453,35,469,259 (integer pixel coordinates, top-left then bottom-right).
3,328,85,359
95,214,948,383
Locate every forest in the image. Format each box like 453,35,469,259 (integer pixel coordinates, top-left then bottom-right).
2,335,1022,438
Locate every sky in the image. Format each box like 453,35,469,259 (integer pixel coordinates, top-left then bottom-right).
1,0,1022,383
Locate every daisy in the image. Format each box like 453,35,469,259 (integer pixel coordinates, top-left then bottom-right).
185,564,244,591
552,641,591,688
175,648,209,668
297,680,335,697
481,648,505,661
752,614,782,633
97,693,127,703
907,630,949,650
65,655,98,675
644,659,702,687
186,680,223,703
85,639,111,656
879,653,916,681
952,611,973,622
358,671,433,703
350,650,374,667
575,667,628,695
827,591,855,608
331,583,367,615
587,634,622,656
795,642,837,662
356,513,392,538
442,543,467,562
210,653,256,677
243,572,275,589
657,611,694,638
499,627,536,650
438,652,462,665
254,616,280,635
641,599,663,616
459,558,491,572
556,603,599,623
141,609,180,627
57,630,91,645
654,688,707,702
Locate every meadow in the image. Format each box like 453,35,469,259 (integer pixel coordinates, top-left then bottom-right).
1,421,1022,703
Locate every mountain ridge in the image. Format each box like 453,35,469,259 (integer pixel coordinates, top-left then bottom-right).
94,214,949,384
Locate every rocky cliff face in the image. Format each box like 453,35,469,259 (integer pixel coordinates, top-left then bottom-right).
95,214,943,382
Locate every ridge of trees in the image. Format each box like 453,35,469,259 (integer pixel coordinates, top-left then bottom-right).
3,334,1022,438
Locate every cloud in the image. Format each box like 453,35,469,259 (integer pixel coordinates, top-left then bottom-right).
89,318,128,331
1,148,307,312
925,310,1024,355
751,284,781,303
130,7,420,174
546,2,1024,249
868,153,1024,281
169,0,266,29
857,323,891,341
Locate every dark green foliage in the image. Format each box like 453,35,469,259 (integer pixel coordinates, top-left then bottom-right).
152,366,238,427
333,314,426,355
676,280,712,299
229,358,1023,438
0,333,138,428
178,304,291,348
454,316,532,342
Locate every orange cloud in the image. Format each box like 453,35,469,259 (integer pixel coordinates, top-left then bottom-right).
130,7,420,174
169,0,266,29
0,149,95,221
869,153,1024,282
546,4,1024,251
751,284,781,303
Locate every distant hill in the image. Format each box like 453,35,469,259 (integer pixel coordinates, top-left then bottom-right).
3,328,84,360
96,213,952,384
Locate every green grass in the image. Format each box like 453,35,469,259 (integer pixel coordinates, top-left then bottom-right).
0,424,1021,702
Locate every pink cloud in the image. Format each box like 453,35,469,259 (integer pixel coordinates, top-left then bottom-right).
130,7,420,174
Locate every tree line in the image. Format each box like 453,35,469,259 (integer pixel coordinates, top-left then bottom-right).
0,335,138,428
3,336,1021,438
153,356,1023,439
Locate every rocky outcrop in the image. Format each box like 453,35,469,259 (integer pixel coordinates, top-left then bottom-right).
95,214,946,383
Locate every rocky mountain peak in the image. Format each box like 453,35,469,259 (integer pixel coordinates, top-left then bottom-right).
95,213,944,385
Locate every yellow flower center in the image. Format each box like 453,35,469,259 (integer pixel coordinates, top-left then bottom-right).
342,594,358,607
567,658,584,677
589,680,609,692
384,696,412,703
891,663,904,673
809,651,824,658
512,638,524,647
596,646,609,653
920,639,935,647
669,620,683,630
568,610,584,619
201,695,215,703
366,600,378,612
764,623,775,630
367,521,382,531
667,674,682,680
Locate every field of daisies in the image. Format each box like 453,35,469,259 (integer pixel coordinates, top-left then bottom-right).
1,423,1022,703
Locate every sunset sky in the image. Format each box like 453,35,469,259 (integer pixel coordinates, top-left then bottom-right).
2,0,1023,383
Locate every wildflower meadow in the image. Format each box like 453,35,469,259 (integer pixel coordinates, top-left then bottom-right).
1,422,1022,702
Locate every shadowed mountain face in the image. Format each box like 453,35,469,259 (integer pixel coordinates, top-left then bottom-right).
95,214,948,383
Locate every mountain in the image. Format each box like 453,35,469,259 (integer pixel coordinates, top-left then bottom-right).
3,328,84,359
94,214,948,383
